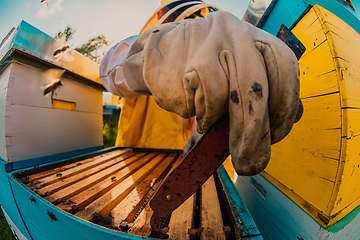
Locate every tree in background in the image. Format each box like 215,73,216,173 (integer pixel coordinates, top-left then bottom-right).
54,25,76,42
54,26,110,63
75,35,109,63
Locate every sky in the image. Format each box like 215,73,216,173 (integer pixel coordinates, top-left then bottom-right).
0,0,251,53
0,0,359,57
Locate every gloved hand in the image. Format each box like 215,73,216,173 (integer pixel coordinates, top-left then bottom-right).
100,11,301,176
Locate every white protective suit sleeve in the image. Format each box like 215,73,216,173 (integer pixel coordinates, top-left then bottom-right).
101,11,301,176
99,35,145,99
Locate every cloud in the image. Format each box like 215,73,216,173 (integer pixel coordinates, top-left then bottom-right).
36,0,64,17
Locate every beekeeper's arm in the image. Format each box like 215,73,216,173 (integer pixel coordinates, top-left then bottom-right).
100,11,301,176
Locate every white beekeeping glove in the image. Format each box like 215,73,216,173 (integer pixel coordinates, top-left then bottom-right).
102,11,301,176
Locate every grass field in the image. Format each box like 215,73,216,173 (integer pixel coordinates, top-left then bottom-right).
0,209,15,240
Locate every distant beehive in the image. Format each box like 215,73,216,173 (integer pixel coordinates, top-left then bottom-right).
0,21,104,171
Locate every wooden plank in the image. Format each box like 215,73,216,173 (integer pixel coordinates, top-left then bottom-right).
264,5,344,214
73,153,167,220
0,64,11,90
0,66,11,162
266,94,341,212
262,5,360,228
27,149,131,184
43,152,152,203
305,0,360,34
13,149,253,238
200,176,225,240
338,59,360,109
9,174,152,240
331,136,360,216
120,154,185,237
5,104,102,162
2,61,103,163
127,204,153,237
329,38,360,108
344,108,360,143
6,62,102,114
36,151,141,197
291,8,339,99
168,195,194,240
6,129,102,163
331,33,360,67
297,42,338,98
33,149,134,187
108,153,179,228
314,5,360,224
291,8,326,55
5,104,102,135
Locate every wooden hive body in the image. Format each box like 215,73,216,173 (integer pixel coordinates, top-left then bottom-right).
0,21,104,171
236,3,360,239
11,148,262,240
263,5,360,228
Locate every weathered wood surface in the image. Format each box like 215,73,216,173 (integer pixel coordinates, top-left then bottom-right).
19,149,238,239
200,176,225,240
167,195,194,240
29,149,131,185
40,151,145,200
74,153,170,220
127,203,154,237
263,5,360,228
109,154,178,229
2,62,103,163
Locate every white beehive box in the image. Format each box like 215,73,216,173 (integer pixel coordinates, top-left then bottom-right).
0,21,104,171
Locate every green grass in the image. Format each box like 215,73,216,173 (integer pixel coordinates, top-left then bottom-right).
0,209,16,240
103,113,120,148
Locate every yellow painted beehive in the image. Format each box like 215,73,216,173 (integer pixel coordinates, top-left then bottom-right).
262,5,360,228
